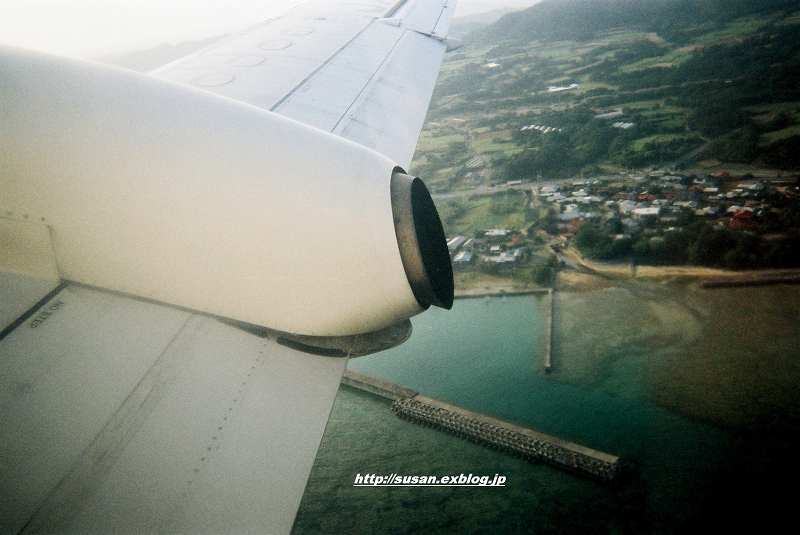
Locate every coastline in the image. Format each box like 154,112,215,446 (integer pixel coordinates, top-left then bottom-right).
560,246,800,282
453,249,800,297
454,288,549,298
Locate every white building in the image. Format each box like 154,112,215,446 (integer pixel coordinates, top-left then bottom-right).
484,229,510,237
453,251,473,263
447,236,467,251
540,185,559,195
633,207,660,217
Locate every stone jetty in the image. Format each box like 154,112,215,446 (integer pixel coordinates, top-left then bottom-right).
543,288,553,372
391,395,620,483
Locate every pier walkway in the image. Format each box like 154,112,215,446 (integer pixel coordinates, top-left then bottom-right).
544,288,553,372
341,370,418,400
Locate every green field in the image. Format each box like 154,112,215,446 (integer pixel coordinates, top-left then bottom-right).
760,125,800,146
689,16,773,45
472,137,518,156
617,49,694,73
415,131,465,152
630,134,691,150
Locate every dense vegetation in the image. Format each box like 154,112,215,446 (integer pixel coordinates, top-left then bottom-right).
415,0,800,182
472,0,799,45
572,213,800,270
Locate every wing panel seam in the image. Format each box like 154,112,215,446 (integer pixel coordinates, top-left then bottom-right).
269,22,375,113
329,29,408,134
17,314,199,534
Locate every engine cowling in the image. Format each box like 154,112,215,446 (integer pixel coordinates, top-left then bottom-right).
0,46,453,338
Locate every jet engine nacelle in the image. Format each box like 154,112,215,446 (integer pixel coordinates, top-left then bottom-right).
0,46,453,338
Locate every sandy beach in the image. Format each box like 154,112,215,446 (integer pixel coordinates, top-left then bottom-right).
560,246,800,282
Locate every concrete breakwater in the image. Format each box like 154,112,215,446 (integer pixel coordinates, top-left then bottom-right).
544,288,553,372
341,370,418,400
391,395,620,483
453,289,550,299
343,372,620,481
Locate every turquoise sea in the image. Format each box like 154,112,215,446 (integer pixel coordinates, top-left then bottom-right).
292,283,800,534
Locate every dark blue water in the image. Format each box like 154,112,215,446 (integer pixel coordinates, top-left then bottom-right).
352,296,549,427
294,287,800,534
349,295,720,456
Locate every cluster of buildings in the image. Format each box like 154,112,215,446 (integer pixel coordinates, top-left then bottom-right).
447,229,526,269
441,172,796,273
538,172,797,238
520,124,563,133
612,121,635,129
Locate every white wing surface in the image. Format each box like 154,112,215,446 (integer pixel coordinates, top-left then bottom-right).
152,0,458,169
0,0,457,533
1,285,346,535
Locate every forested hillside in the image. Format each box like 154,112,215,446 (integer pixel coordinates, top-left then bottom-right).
473,0,798,45
415,0,800,181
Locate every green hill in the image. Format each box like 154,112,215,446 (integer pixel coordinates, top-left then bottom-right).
473,0,799,44
416,0,800,180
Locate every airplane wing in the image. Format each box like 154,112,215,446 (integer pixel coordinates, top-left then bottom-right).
0,1,456,533
149,0,459,170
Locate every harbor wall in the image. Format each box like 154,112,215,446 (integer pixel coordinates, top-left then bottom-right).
341,370,418,401
342,372,620,482
544,288,553,372
453,289,550,299
392,395,620,483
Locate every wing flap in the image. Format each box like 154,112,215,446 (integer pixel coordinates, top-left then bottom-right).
1,286,347,535
394,0,457,36
0,286,191,534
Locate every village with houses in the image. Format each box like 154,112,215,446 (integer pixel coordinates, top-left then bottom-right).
442,170,800,290
538,171,793,233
